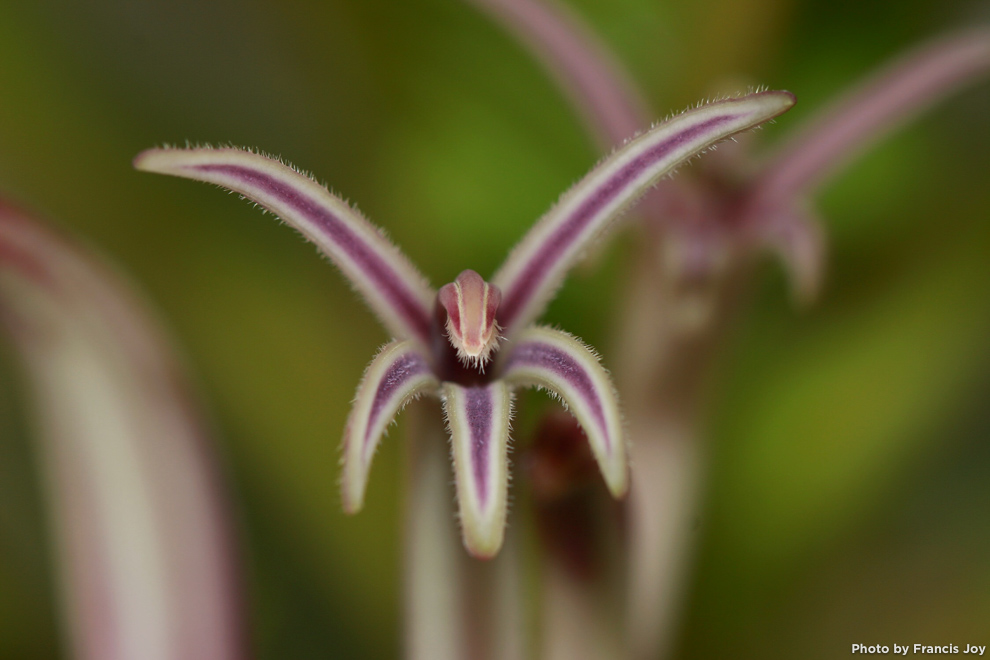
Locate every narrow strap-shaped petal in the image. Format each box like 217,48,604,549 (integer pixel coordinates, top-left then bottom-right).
499,326,627,498
492,90,796,337
0,204,244,660
442,381,513,559
752,28,990,202
134,147,436,344
341,340,439,514
464,0,650,149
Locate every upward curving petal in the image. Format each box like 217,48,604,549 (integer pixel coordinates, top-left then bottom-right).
442,381,513,559
341,340,439,514
134,147,436,344
492,91,796,337
752,28,990,202
499,326,627,498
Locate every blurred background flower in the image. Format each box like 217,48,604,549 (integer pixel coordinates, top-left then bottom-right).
0,0,987,658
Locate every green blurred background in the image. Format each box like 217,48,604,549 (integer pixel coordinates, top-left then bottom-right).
1,0,988,657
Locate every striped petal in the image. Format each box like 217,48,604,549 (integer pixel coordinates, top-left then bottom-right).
341,340,439,514
499,326,627,498
134,147,435,345
492,91,796,337
442,381,513,559
0,204,243,660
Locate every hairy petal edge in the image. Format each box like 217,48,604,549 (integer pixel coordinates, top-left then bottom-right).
341,340,439,514
493,90,796,336
500,326,627,498
134,147,436,344
443,381,513,559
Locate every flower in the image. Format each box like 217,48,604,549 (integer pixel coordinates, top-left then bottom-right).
134,89,793,558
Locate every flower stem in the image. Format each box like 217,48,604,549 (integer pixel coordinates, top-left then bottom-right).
404,403,464,660
613,233,746,659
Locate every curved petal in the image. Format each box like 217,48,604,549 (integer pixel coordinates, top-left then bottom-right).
442,381,513,559
492,90,796,337
499,326,627,498
753,28,990,202
341,340,439,514
0,204,244,660
463,0,650,149
134,146,435,344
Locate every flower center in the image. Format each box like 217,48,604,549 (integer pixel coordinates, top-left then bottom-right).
437,269,502,369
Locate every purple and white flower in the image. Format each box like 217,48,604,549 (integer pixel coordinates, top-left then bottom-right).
134,89,793,558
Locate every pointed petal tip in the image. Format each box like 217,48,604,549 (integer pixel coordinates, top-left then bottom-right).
605,466,630,500
340,459,371,515
597,437,629,500
340,492,364,516
132,147,170,173
745,89,797,118
464,534,504,561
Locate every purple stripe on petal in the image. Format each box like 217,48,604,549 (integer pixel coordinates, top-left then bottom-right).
464,387,494,507
504,340,608,451
498,115,738,328
499,326,627,498
342,340,438,515
365,351,431,452
443,380,512,558
194,164,432,340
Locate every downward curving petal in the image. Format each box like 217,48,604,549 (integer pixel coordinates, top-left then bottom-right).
0,203,244,660
492,91,796,337
442,381,513,559
134,147,436,344
756,205,827,306
341,340,439,514
499,326,627,498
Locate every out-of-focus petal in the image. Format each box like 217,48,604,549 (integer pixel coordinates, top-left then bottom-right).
0,204,244,660
754,205,827,306
442,381,513,559
753,28,990,202
463,0,650,149
464,0,697,249
134,146,436,345
499,326,627,498
341,340,439,514
492,91,796,337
